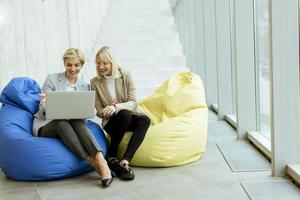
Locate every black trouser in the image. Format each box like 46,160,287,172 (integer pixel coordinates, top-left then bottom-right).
38,119,102,160
104,110,150,162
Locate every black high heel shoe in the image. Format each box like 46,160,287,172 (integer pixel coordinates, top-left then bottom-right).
101,177,113,187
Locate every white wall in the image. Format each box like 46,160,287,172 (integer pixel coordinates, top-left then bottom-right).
0,0,110,91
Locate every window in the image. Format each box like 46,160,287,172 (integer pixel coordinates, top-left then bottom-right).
254,0,271,139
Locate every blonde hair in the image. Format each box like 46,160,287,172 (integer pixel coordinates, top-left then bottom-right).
95,46,119,78
63,48,85,65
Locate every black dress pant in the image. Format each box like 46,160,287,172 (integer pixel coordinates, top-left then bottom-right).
104,110,150,162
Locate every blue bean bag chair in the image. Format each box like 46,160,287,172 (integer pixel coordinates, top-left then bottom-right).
0,77,107,181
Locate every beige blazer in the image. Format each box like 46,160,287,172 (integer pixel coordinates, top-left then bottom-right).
90,69,141,127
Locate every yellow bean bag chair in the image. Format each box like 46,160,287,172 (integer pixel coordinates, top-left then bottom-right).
117,72,208,167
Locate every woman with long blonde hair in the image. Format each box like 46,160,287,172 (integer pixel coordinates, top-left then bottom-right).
91,46,150,180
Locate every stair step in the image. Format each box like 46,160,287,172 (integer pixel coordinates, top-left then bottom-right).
131,70,156,78
98,34,181,44
106,10,173,17
95,41,182,48
96,39,179,47
108,10,172,16
110,0,169,5
118,56,156,65
101,25,177,33
133,77,158,87
104,17,174,24
117,55,187,69
99,29,179,35
156,67,190,84
109,4,171,10
112,51,182,58
156,55,187,68
109,7,171,13
94,43,183,55
136,85,160,99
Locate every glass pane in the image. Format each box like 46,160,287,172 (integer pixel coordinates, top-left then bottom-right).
254,0,271,139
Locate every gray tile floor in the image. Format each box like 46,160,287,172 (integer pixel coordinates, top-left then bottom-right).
217,140,271,172
0,111,299,200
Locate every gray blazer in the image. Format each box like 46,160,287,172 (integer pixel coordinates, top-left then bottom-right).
32,72,90,136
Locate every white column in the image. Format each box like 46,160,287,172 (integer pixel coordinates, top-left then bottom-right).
203,0,218,106
270,0,300,176
229,0,237,114
215,0,233,119
194,0,206,86
234,0,257,139
188,0,197,75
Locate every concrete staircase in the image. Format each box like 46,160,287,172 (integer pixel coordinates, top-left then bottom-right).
88,0,189,100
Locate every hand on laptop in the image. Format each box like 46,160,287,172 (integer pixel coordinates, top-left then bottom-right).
102,105,116,117
39,92,46,106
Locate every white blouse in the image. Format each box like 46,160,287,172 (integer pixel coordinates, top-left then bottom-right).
104,75,117,100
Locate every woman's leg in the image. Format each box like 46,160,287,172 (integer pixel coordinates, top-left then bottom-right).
104,112,150,180
39,120,112,186
38,120,88,160
116,114,150,180
104,110,133,158
69,119,111,180
122,114,151,163
69,119,102,158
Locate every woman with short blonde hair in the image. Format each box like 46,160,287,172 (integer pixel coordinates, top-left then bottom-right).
33,48,113,187
63,48,85,65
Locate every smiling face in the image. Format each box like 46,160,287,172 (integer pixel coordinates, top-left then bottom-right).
64,57,82,80
95,46,119,78
96,58,112,76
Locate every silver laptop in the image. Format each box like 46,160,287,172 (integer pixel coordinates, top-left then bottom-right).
45,91,95,120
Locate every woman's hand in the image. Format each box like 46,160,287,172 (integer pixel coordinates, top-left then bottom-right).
112,99,121,105
102,105,116,117
40,92,46,106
